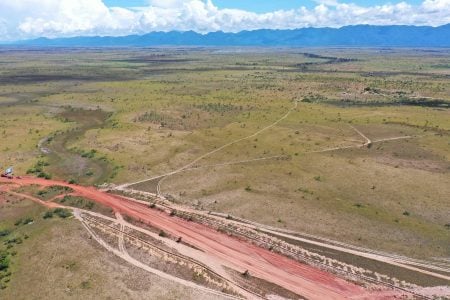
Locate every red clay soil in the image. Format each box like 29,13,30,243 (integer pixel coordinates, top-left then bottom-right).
0,177,398,300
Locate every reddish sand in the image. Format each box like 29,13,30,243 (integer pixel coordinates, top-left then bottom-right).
0,177,396,300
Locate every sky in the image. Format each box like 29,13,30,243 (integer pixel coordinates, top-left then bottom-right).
0,0,449,41
103,0,424,13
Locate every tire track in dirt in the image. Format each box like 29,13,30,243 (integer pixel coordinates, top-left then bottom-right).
74,211,243,300
1,177,391,300
119,101,298,192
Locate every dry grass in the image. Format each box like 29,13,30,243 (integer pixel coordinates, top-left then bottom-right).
1,48,449,261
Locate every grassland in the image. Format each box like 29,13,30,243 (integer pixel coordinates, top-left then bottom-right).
0,47,449,265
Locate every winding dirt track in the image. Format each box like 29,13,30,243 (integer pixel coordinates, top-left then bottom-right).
119,100,299,191
0,177,395,300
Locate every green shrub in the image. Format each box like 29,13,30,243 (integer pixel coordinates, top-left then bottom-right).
135,111,165,123
23,218,33,225
43,211,54,219
53,208,72,219
81,149,97,158
36,160,50,167
0,251,10,271
27,160,49,175
0,229,11,237
194,103,238,113
5,237,22,245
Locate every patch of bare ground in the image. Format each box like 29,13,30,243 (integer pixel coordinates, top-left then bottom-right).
124,239,237,296
1,209,227,300
130,177,163,194
88,220,121,249
351,124,420,140
123,213,170,236
375,156,450,173
226,267,306,300
109,189,159,203
411,286,450,299
268,232,450,287
126,225,176,253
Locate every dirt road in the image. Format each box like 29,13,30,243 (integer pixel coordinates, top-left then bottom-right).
120,100,299,191
0,177,400,299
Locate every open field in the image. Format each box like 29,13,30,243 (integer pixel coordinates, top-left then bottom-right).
0,47,449,298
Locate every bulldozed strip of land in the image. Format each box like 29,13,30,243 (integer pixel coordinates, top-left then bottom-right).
113,188,450,288
3,176,449,299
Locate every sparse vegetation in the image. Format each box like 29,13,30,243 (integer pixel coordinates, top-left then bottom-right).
80,149,97,159
35,185,73,200
43,211,54,219
52,208,73,219
194,103,240,113
0,230,10,238
1,47,449,262
26,160,50,175
14,218,34,226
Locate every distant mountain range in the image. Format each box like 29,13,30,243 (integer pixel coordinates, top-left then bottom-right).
16,24,450,47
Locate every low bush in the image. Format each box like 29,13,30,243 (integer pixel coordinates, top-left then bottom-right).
0,230,11,237
53,208,72,219
43,211,54,219
0,251,10,271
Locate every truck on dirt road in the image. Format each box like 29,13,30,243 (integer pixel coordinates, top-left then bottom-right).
1,167,14,179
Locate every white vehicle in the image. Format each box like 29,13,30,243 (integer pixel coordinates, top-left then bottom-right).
1,167,13,179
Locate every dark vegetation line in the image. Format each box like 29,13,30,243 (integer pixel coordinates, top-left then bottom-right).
292,52,359,71
321,97,450,108
2,93,117,184
38,108,117,185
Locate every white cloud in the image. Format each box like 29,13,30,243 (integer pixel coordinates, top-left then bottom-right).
423,0,450,11
0,0,449,41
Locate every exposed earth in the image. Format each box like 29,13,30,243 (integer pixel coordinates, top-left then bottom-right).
1,176,449,299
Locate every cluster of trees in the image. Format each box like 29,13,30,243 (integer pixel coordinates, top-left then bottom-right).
26,160,52,180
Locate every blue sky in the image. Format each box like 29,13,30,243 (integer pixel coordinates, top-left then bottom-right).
1,0,449,41
104,0,424,12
